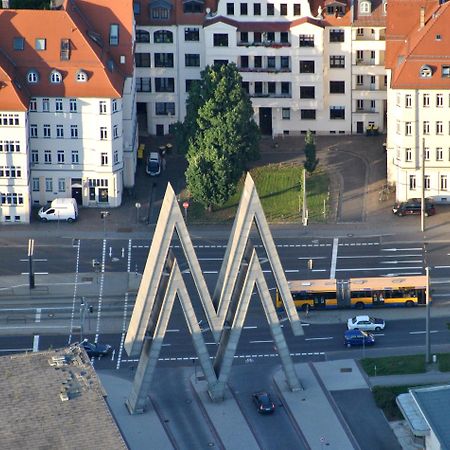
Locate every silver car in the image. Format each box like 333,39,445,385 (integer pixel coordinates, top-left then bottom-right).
347,315,385,331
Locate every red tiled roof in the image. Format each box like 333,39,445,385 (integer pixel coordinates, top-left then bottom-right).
0,52,28,111
352,0,387,27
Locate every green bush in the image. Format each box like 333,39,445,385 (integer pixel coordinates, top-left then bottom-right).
372,385,410,421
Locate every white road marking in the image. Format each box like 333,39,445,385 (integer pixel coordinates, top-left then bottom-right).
121,247,125,258
243,326,257,329
382,248,422,252
109,246,112,258
250,340,274,344
372,333,385,337
431,280,450,285
0,325,69,330
35,308,41,322
285,269,300,273
298,256,327,260
166,329,180,332
161,344,171,347
430,293,450,297
338,254,422,259
0,348,33,352
434,266,450,269
409,330,439,335
111,349,116,361
198,258,224,261
19,258,48,262
330,238,339,279
335,266,423,272
2,306,72,312
203,271,219,274
312,269,327,272
305,337,334,341
21,272,48,275
33,335,39,352
383,260,422,264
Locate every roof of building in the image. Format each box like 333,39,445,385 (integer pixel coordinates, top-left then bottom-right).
352,0,386,27
0,0,133,110
386,0,450,89
0,346,127,450
0,51,29,112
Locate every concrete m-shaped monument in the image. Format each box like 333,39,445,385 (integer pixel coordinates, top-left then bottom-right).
125,174,303,414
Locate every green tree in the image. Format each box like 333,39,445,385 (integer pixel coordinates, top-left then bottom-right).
303,130,319,174
184,63,260,208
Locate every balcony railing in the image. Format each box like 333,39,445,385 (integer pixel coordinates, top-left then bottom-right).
355,35,386,41
237,41,291,48
250,92,292,98
238,67,291,73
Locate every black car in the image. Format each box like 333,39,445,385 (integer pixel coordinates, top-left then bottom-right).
81,340,112,358
392,198,436,217
252,391,275,414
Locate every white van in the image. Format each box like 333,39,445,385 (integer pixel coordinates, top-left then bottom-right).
38,198,78,222
146,152,162,176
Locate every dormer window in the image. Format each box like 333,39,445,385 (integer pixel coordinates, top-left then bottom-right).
76,70,88,82
35,38,46,51
60,39,70,61
359,1,371,14
383,0,387,14
50,70,62,84
150,0,172,19
183,0,204,13
420,65,433,78
27,70,39,84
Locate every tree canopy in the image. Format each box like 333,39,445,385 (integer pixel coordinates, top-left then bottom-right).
303,130,319,174
179,63,260,209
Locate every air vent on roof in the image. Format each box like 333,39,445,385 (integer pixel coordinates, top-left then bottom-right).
87,30,103,48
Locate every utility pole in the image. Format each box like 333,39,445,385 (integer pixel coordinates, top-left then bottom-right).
421,137,425,232
425,266,431,364
28,238,35,289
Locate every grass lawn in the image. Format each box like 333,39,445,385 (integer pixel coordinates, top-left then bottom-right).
372,385,421,421
182,164,330,224
361,355,426,376
438,353,450,371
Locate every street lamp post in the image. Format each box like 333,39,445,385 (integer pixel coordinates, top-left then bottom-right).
100,211,110,237
425,266,431,364
135,202,141,224
28,238,35,289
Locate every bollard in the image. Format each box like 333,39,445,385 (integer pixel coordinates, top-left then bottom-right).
307,259,313,270
432,354,437,364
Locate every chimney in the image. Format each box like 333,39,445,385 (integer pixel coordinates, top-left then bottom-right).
419,6,425,29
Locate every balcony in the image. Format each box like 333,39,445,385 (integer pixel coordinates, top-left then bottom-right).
237,41,292,48
238,67,291,73
250,92,291,98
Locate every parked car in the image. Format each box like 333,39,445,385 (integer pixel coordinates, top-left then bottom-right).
146,151,162,176
252,391,275,414
392,198,435,217
38,197,78,222
344,329,375,348
81,339,112,358
347,315,385,331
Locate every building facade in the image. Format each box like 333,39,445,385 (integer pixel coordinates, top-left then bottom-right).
386,0,450,203
134,0,387,137
0,0,137,223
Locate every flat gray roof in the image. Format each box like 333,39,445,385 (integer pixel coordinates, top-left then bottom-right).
0,346,127,450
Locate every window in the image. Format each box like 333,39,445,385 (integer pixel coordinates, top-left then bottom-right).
356,75,363,85
101,152,108,165
423,94,430,107
356,99,364,110
44,150,52,164
155,102,175,115
35,38,46,51
136,30,150,43
301,109,316,120
50,70,62,83
60,39,71,63
135,53,151,67
330,29,344,42
280,56,289,69
420,65,432,78
0,141,20,153
405,94,412,108
43,124,51,138
31,150,38,163
45,178,53,192
442,66,450,78
330,55,345,68
0,166,21,178
267,3,274,14
183,0,203,13
268,82,276,94
30,98,37,111
30,125,38,138
424,147,430,161
441,175,447,190
254,56,262,68
267,56,276,68
240,55,249,68
437,147,443,161
154,30,173,43
69,99,77,112
436,94,444,107
437,121,443,134
405,122,412,135
0,193,23,205
299,34,314,47
330,106,345,120
294,3,301,15
151,5,170,19
281,82,290,95
253,3,261,14
405,148,412,162
55,98,63,112
13,37,24,51
76,70,88,82
71,150,79,164
240,32,248,43
27,70,39,83
58,178,65,193
56,125,64,138
185,54,200,67
109,24,119,46
423,121,430,135
213,34,229,47
57,150,65,163
99,101,107,114
227,3,234,14
185,28,199,41
100,127,108,140
424,175,430,190
282,108,290,120
114,150,119,164
112,100,118,113
360,1,371,13
185,79,199,92
299,60,315,73
300,86,315,99
280,3,287,15
32,178,40,192
0,114,19,126
240,3,248,14
136,77,151,92
70,125,78,139
155,77,175,92
280,32,289,43
330,81,345,94
155,53,173,67
113,125,119,139
42,98,50,112
409,175,416,190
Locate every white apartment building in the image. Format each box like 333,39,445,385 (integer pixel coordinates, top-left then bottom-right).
0,0,137,223
386,1,450,203
134,0,386,137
